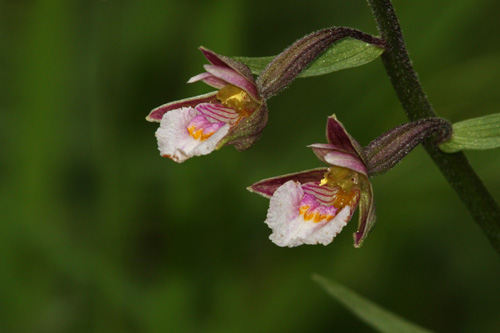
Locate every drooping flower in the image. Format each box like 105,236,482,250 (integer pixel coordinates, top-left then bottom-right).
146,47,267,163
248,115,375,248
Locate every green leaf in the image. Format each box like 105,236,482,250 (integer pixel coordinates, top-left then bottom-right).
439,113,500,153
234,38,384,78
312,274,434,333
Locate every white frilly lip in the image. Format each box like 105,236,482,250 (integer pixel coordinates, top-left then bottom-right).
265,181,351,247
155,107,230,163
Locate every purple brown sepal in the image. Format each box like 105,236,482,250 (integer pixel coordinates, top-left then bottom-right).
247,167,328,198
221,102,268,151
354,177,376,248
146,92,218,122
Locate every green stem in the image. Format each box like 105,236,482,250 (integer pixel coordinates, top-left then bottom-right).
367,0,500,255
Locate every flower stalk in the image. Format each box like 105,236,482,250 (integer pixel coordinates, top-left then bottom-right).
257,27,385,99
367,0,500,255
365,118,451,176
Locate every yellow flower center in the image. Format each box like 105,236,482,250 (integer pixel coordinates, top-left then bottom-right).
216,84,260,117
319,166,361,209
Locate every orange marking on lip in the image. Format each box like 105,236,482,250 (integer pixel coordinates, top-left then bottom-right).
332,189,359,210
187,125,214,141
299,205,309,215
300,205,334,223
314,213,332,223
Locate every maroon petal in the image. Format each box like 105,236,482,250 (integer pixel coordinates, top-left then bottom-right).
199,47,230,68
247,168,327,198
326,116,358,153
326,115,368,165
146,92,218,122
187,72,227,89
204,65,260,102
199,47,256,84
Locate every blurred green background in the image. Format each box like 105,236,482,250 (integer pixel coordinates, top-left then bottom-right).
2,0,500,332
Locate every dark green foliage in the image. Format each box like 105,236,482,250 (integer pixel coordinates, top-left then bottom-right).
1,0,500,332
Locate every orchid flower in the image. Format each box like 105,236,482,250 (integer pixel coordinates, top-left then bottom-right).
146,47,267,163
248,115,376,248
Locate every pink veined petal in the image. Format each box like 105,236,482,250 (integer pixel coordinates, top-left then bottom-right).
187,72,227,89
309,143,349,161
195,103,241,124
309,143,368,176
300,193,321,211
323,151,368,176
265,181,352,247
155,107,229,163
203,65,260,102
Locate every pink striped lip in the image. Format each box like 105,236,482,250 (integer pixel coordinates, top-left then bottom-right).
302,182,338,205
299,193,338,223
195,103,241,124
187,115,225,141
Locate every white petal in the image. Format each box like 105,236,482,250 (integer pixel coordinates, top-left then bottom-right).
265,181,351,247
155,107,229,163
190,122,229,156
155,107,196,162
